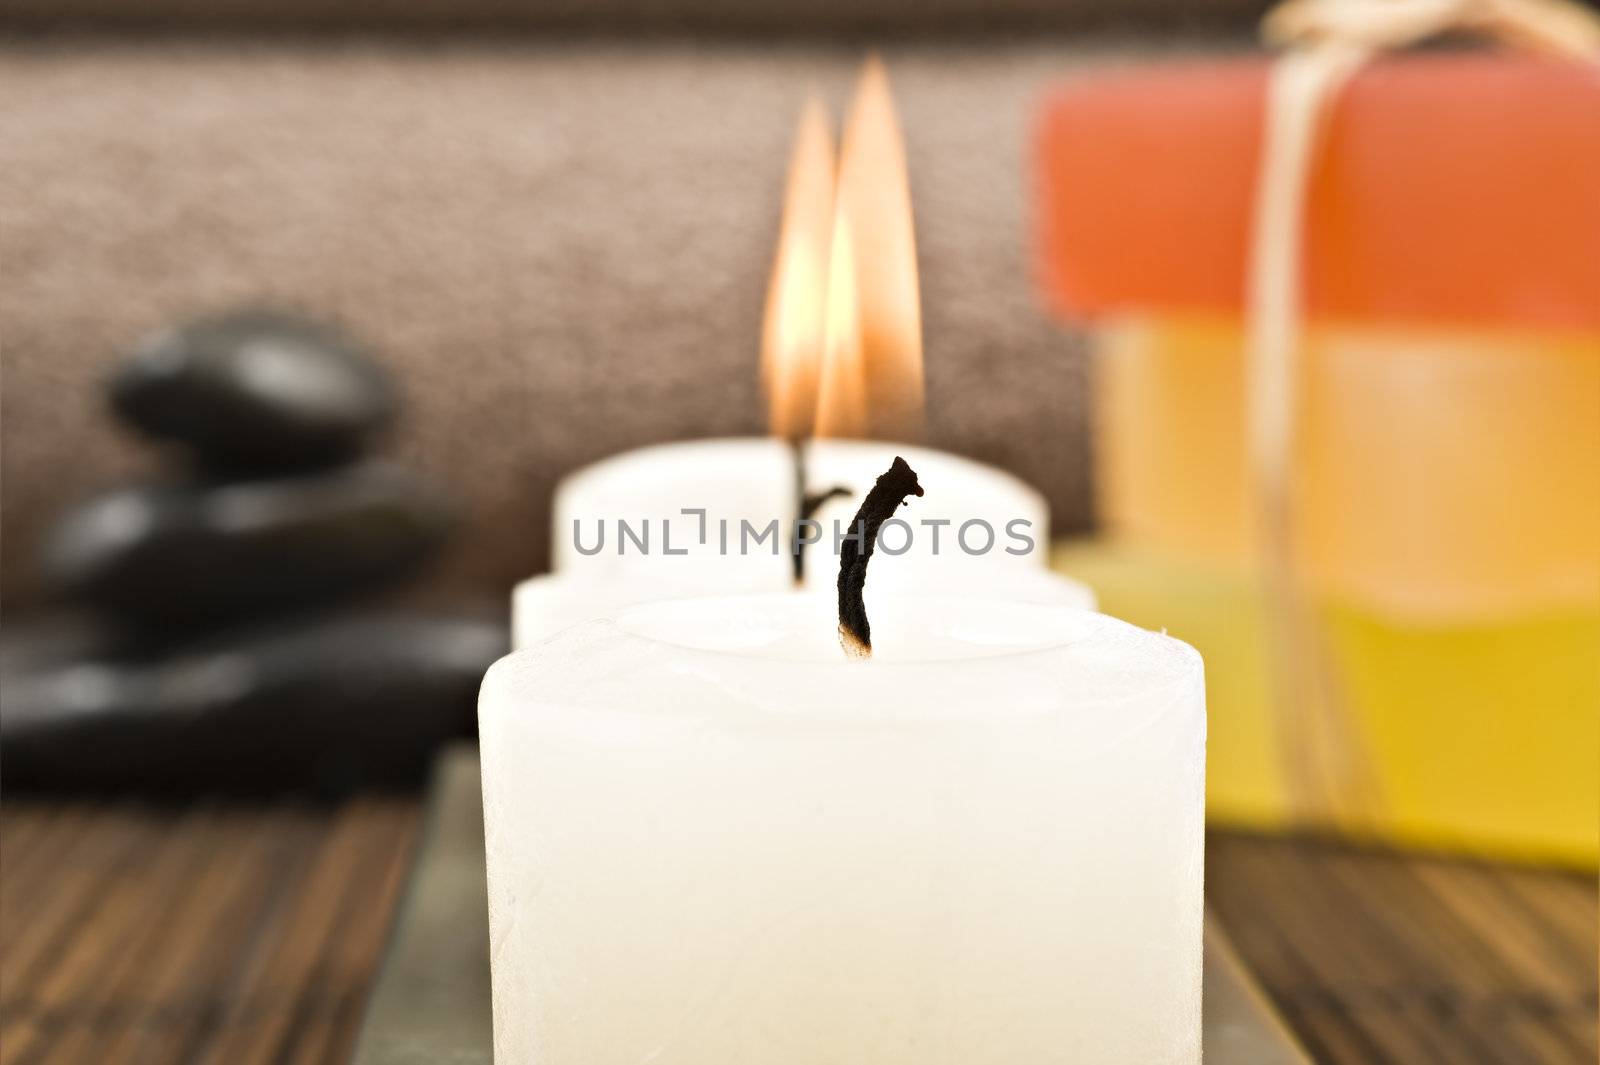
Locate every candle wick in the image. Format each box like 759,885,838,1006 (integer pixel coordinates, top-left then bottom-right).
789,438,851,585
837,455,924,659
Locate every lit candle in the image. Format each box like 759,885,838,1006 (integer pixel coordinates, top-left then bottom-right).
481,592,1205,1064
517,438,1092,647
541,436,1067,585
514,60,1091,646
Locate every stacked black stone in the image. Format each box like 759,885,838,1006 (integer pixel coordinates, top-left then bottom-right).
2,310,508,794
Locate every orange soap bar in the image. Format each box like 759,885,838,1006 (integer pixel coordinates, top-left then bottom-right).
1037,55,1600,330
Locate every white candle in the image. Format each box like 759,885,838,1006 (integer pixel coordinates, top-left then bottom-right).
553,434,1049,582
517,437,1091,648
480,592,1205,1064
553,439,1050,583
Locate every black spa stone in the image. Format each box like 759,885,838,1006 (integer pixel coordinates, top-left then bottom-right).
0,611,509,794
110,309,395,470
41,462,453,625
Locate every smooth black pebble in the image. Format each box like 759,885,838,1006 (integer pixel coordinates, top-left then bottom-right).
0,611,508,794
110,309,395,470
41,462,454,624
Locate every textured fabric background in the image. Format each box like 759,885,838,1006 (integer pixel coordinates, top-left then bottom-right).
0,37,1202,611
0,2,1262,31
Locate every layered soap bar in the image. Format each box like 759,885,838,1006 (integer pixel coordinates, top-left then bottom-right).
1093,316,1599,618
1037,55,1600,330
1037,54,1600,861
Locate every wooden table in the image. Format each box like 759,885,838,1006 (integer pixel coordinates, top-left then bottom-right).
2,789,1594,1064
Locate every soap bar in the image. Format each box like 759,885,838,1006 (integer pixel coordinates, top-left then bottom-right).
1037,55,1600,329
1053,539,1600,865
1095,317,1600,617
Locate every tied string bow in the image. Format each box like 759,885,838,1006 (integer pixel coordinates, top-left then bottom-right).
1246,0,1600,823
1263,0,1600,55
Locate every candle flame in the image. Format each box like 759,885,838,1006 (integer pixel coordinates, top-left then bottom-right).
834,55,923,441
814,210,868,437
761,57,924,442
762,97,835,441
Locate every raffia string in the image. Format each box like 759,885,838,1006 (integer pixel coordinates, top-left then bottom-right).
1248,0,1600,823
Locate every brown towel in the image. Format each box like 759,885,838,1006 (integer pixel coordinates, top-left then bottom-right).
0,39,1129,610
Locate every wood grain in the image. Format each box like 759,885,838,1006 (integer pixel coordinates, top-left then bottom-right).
0,799,417,1065
1207,831,1599,1064
1,786,1594,1064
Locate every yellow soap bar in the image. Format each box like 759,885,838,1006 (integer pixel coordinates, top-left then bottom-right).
1081,315,1600,864
1095,316,1600,619
1055,541,1600,866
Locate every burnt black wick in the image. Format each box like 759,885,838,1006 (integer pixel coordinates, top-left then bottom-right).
837,456,924,659
789,439,851,585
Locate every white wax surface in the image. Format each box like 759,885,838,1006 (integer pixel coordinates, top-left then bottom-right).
551,438,1051,589
511,566,1096,649
480,594,1205,1064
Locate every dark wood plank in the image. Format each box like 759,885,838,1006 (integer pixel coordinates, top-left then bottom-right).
1208,830,1599,1065
2,786,1593,1065
0,798,418,1065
